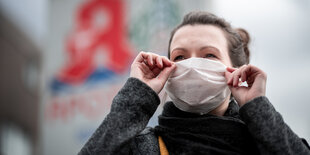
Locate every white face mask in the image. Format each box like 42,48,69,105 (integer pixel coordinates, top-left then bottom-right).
164,57,230,115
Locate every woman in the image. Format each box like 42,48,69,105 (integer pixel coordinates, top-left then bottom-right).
79,11,310,155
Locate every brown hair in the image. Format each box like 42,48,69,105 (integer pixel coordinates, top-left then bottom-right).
168,11,250,67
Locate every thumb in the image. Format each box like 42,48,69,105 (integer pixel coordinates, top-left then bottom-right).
225,71,233,86
224,70,232,82
157,63,176,82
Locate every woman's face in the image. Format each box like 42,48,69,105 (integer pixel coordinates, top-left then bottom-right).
170,24,233,68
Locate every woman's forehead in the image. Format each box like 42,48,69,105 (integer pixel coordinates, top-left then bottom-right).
170,25,228,53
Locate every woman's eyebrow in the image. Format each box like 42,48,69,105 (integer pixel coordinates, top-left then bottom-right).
200,46,221,55
171,47,187,55
199,46,220,53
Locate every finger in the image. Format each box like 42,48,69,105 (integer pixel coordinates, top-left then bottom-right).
226,67,237,73
233,68,244,87
225,71,234,85
227,70,236,85
135,52,154,69
244,65,265,80
233,72,240,87
139,63,152,75
243,65,264,86
157,63,176,82
241,69,247,82
134,51,147,63
225,71,232,83
147,53,154,66
229,69,238,86
155,56,163,69
162,56,172,67
240,65,249,82
226,67,237,85
232,65,248,86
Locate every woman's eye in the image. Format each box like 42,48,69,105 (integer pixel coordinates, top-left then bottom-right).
174,55,185,61
205,54,217,58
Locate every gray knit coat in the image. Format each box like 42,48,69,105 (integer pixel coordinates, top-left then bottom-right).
79,77,310,155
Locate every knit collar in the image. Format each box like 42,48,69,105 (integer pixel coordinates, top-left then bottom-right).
155,99,257,154
157,99,245,134
161,98,240,119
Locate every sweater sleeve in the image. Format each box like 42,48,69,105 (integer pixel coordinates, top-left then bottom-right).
78,77,160,155
239,96,310,155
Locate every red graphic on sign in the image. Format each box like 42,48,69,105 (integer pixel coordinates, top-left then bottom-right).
47,0,133,121
58,0,132,85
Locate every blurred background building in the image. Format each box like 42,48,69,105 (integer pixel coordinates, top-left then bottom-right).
0,0,309,154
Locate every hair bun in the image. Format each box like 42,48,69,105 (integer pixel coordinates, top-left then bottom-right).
236,28,250,64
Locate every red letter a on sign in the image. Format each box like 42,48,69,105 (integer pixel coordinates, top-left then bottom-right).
58,0,132,85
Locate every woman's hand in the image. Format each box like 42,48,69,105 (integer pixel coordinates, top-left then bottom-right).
130,51,176,94
225,65,267,107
